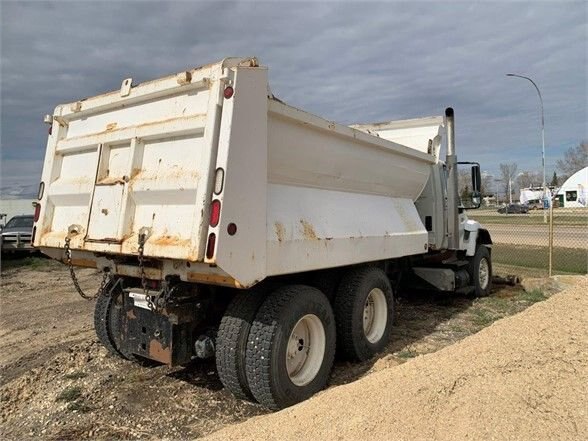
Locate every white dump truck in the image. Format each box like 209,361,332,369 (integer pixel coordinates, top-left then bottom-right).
34,57,492,409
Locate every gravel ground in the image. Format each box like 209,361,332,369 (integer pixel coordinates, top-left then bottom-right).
205,277,588,441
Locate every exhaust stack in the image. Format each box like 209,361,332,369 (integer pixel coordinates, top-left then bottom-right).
445,107,459,249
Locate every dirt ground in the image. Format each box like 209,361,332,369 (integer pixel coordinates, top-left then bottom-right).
0,257,582,440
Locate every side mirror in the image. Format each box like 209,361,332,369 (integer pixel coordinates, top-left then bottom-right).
457,162,483,209
471,164,481,193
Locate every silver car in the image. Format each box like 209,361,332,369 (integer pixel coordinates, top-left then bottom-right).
1,215,35,253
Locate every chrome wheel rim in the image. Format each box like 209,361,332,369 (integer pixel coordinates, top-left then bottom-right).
363,288,388,344
479,257,490,290
286,314,326,386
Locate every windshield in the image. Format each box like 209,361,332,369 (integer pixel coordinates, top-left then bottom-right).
4,216,34,229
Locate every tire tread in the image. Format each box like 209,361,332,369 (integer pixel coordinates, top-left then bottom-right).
216,291,266,401
334,266,393,361
246,285,335,410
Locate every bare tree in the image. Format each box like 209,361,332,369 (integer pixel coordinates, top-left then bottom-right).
556,141,588,181
457,168,471,200
516,171,542,189
481,172,493,196
499,162,518,203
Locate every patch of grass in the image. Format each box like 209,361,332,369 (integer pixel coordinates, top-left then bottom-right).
493,263,549,278
396,349,418,359
64,371,87,380
484,296,512,311
492,244,587,274
0,256,52,271
66,400,92,413
469,209,588,226
519,289,548,304
448,324,466,333
471,308,495,327
56,386,82,402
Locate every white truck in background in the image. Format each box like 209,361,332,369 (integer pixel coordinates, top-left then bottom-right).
34,57,492,410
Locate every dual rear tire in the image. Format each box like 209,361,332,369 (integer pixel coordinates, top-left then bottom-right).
216,267,395,409
334,267,394,361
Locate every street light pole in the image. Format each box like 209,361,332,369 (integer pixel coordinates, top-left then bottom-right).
506,73,547,222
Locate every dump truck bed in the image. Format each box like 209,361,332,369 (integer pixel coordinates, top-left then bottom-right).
35,57,444,287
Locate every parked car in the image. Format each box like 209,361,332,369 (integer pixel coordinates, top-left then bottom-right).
1,215,35,253
497,203,529,214
526,199,544,210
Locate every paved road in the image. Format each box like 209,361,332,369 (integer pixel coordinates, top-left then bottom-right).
484,223,588,249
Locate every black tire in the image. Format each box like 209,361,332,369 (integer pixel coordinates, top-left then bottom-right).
245,285,336,410
94,279,130,359
216,291,267,401
469,245,492,297
334,267,394,361
94,280,153,364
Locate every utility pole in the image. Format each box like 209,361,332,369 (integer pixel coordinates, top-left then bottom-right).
506,73,547,222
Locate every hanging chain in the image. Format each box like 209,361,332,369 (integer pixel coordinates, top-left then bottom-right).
137,232,157,311
64,236,110,300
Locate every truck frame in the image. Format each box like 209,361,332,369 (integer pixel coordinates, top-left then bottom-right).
34,57,492,409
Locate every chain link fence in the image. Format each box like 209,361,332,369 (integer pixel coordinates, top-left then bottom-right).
468,207,588,278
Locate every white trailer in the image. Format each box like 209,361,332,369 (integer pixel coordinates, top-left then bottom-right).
34,57,492,409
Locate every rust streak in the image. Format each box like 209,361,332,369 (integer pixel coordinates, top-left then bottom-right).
97,176,126,185
65,114,206,141
187,272,240,287
148,339,172,364
151,235,191,247
274,222,286,242
130,167,142,179
68,258,97,268
300,219,318,240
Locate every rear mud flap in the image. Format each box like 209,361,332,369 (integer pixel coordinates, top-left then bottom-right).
121,293,200,366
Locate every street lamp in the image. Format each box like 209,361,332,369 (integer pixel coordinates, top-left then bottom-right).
506,73,547,222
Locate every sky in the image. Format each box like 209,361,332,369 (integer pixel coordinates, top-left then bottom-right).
1,0,586,197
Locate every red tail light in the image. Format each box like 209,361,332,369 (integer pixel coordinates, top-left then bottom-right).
34,203,41,222
224,86,234,99
210,199,221,227
206,233,216,259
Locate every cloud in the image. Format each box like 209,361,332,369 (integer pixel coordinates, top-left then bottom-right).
1,0,586,191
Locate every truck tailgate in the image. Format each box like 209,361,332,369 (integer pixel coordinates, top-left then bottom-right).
36,59,248,261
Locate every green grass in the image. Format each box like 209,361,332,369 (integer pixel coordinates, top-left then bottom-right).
56,386,82,403
0,256,53,271
467,287,550,330
483,296,511,310
471,308,495,326
396,349,418,359
469,209,587,226
492,244,587,274
519,289,548,304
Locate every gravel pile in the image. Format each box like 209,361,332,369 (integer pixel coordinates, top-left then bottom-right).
206,277,587,441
